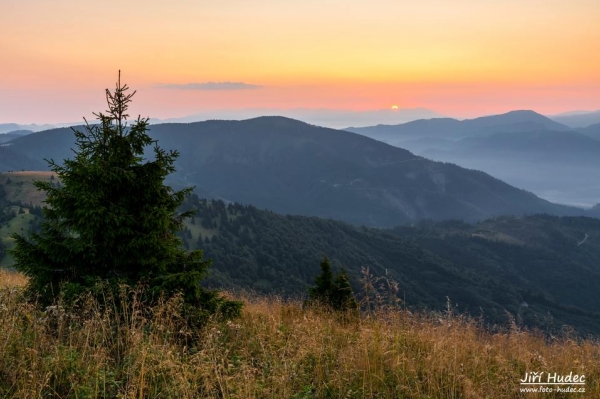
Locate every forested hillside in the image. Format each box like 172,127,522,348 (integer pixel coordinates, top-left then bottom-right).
0,185,9,261
3,174,600,335
176,194,600,335
0,173,46,266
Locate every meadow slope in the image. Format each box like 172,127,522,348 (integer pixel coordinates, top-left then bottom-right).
0,271,598,398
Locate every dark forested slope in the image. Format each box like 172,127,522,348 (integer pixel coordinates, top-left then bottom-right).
177,195,600,335
3,168,600,335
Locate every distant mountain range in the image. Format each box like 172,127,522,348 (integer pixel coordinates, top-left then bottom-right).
0,107,442,132
5,107,600,133
0,130,32,144
575,123,600,140
0,116,585,227
150,107,444,129
0,124,55,134
549,110,600,128
346,110,571,142
347,111,600,208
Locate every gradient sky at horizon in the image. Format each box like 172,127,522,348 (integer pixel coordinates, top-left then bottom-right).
1,0,599,124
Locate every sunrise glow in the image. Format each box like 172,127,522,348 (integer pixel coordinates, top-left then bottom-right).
1,0,599,124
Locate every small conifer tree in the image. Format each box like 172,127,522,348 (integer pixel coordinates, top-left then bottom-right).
308,257,358,312
10,73,241,325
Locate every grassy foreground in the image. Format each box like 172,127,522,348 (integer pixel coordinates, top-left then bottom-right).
0,270,598,398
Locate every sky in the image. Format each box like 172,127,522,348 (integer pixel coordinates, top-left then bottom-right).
1,0,599,125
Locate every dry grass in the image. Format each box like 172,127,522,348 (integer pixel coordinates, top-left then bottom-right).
0,277,598,398
4,171,54,178
0,269,27,288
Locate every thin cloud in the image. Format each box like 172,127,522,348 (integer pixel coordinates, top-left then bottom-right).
157,82,263,90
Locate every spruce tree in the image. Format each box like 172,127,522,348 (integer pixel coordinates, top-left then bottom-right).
11,73,240,324
308,257,334,302
0,238,5,264
308,257,358,312
330,269,358,311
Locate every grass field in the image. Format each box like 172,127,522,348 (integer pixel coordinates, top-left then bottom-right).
0,171,55,206
0,269,27,288
0,271,598,398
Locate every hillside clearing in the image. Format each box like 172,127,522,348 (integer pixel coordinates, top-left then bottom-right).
0,171,56,206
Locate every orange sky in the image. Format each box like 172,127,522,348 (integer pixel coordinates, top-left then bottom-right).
1,0,599,124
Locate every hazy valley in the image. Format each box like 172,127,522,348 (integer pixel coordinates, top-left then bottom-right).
348,110,600,208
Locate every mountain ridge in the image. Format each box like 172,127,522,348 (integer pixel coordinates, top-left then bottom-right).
346,111,600,208
1,116,586,226
345,110,571,143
